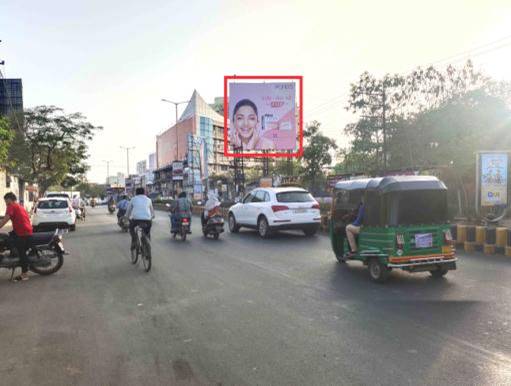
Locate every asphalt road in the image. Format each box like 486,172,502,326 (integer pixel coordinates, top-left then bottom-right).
1,207,510,386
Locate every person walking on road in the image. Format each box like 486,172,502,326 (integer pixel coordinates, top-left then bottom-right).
0,192,34,282
126,188,154,251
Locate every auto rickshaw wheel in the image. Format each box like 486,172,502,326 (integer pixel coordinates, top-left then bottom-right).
430,268,448,278
368,258,391,283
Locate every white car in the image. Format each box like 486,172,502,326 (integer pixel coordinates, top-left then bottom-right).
32,197,77,232
228,187,321,238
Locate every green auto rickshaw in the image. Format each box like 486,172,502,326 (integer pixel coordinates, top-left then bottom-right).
329,176,456,283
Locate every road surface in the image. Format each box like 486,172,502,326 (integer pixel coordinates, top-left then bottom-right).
1,207,510,385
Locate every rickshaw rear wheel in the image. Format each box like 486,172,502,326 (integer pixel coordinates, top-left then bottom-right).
368,258,391,283
430,268,448,278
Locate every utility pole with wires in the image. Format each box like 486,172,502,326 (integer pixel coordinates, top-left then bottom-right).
103,160,112,184
360,86,389,173
120,146,135,176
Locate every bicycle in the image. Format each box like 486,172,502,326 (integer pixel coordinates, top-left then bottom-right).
130,223,151,272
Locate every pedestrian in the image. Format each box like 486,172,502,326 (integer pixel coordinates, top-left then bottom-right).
0,192,34,281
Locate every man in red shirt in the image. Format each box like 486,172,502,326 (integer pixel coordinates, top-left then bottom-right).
0,192,33,281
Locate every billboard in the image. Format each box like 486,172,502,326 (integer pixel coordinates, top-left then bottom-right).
480,152,508,206
227,81,296,152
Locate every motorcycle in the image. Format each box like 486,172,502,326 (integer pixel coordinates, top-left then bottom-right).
0,229,66,280
118,215,129,232
75,207,86,221
202,206,224,240
108,204,116,214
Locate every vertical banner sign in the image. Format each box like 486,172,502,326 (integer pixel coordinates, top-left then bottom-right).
480,153,508,206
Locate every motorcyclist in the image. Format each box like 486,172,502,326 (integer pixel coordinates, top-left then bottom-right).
202,191,220,226
126,188,154,251
170,192,192,232
117,195,129,220
107,196,116,212
0,192,33,282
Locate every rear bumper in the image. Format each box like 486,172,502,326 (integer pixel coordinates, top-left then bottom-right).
388,256,457,268
270,222,320,231
33,222,72,231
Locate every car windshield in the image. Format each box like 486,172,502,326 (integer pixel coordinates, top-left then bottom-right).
276,191,314,203
47,194,69,199
38,200,69,209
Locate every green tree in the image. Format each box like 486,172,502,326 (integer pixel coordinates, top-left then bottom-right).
0,116,14,166
302,121,337,193
7,106,101,193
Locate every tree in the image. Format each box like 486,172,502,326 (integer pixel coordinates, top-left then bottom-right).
344,60,494,173
302,121,337,193
0,116,14,166
7,106,101,193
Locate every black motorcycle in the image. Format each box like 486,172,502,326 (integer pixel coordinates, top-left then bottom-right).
0,230,66,280
202,211,224,240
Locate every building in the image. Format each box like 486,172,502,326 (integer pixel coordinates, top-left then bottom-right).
0,78,23,116
148,153,156,171
136,160,147,176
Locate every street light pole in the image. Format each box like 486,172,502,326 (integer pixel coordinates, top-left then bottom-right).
120,146,135,176
103,160,112,184
161,98,188,161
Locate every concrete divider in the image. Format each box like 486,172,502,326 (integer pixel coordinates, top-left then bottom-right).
457,224,467,246
464,225,476,253
484,227,496,255
475,226,485,250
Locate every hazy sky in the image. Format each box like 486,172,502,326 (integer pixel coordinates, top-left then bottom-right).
2,0,511,183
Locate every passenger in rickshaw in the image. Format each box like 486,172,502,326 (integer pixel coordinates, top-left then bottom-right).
345,199,365,258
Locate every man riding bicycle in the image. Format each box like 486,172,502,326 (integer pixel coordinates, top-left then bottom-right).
125,188,154,252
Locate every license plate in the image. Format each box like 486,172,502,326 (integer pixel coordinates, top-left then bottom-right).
415,233,433,248
294,208,307,213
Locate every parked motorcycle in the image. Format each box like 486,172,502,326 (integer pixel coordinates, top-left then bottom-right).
0,229,66,280
118,216,129,232
202,206,224,240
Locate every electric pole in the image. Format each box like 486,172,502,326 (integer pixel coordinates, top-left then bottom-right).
120,146,135,176
161,98,188,161
103,160,112,184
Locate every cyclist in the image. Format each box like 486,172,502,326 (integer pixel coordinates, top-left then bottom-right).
125,188,154,252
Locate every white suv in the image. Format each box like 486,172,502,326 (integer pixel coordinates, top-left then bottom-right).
228,187,321,238
32,197,77,232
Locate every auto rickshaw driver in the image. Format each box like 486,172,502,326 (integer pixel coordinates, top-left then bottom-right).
344,198,365,259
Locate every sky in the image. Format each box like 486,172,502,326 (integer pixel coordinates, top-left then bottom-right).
2,0,511,183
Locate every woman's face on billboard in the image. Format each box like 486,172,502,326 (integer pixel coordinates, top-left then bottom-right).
234,105,258,140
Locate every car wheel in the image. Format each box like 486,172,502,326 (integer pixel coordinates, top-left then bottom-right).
258,216,271,239
368,258,390,283
228,213,240,233
303,228,317,237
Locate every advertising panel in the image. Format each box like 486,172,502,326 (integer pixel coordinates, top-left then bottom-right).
172,161,184,181
228,82,296,151
480,153,508,206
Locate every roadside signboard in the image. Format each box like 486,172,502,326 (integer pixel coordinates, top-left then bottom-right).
480,152,508,206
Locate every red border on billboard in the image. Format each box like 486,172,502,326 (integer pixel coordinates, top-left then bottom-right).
223,75,303,158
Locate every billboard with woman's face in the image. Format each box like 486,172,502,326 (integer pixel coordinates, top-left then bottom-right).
228,82,296,151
